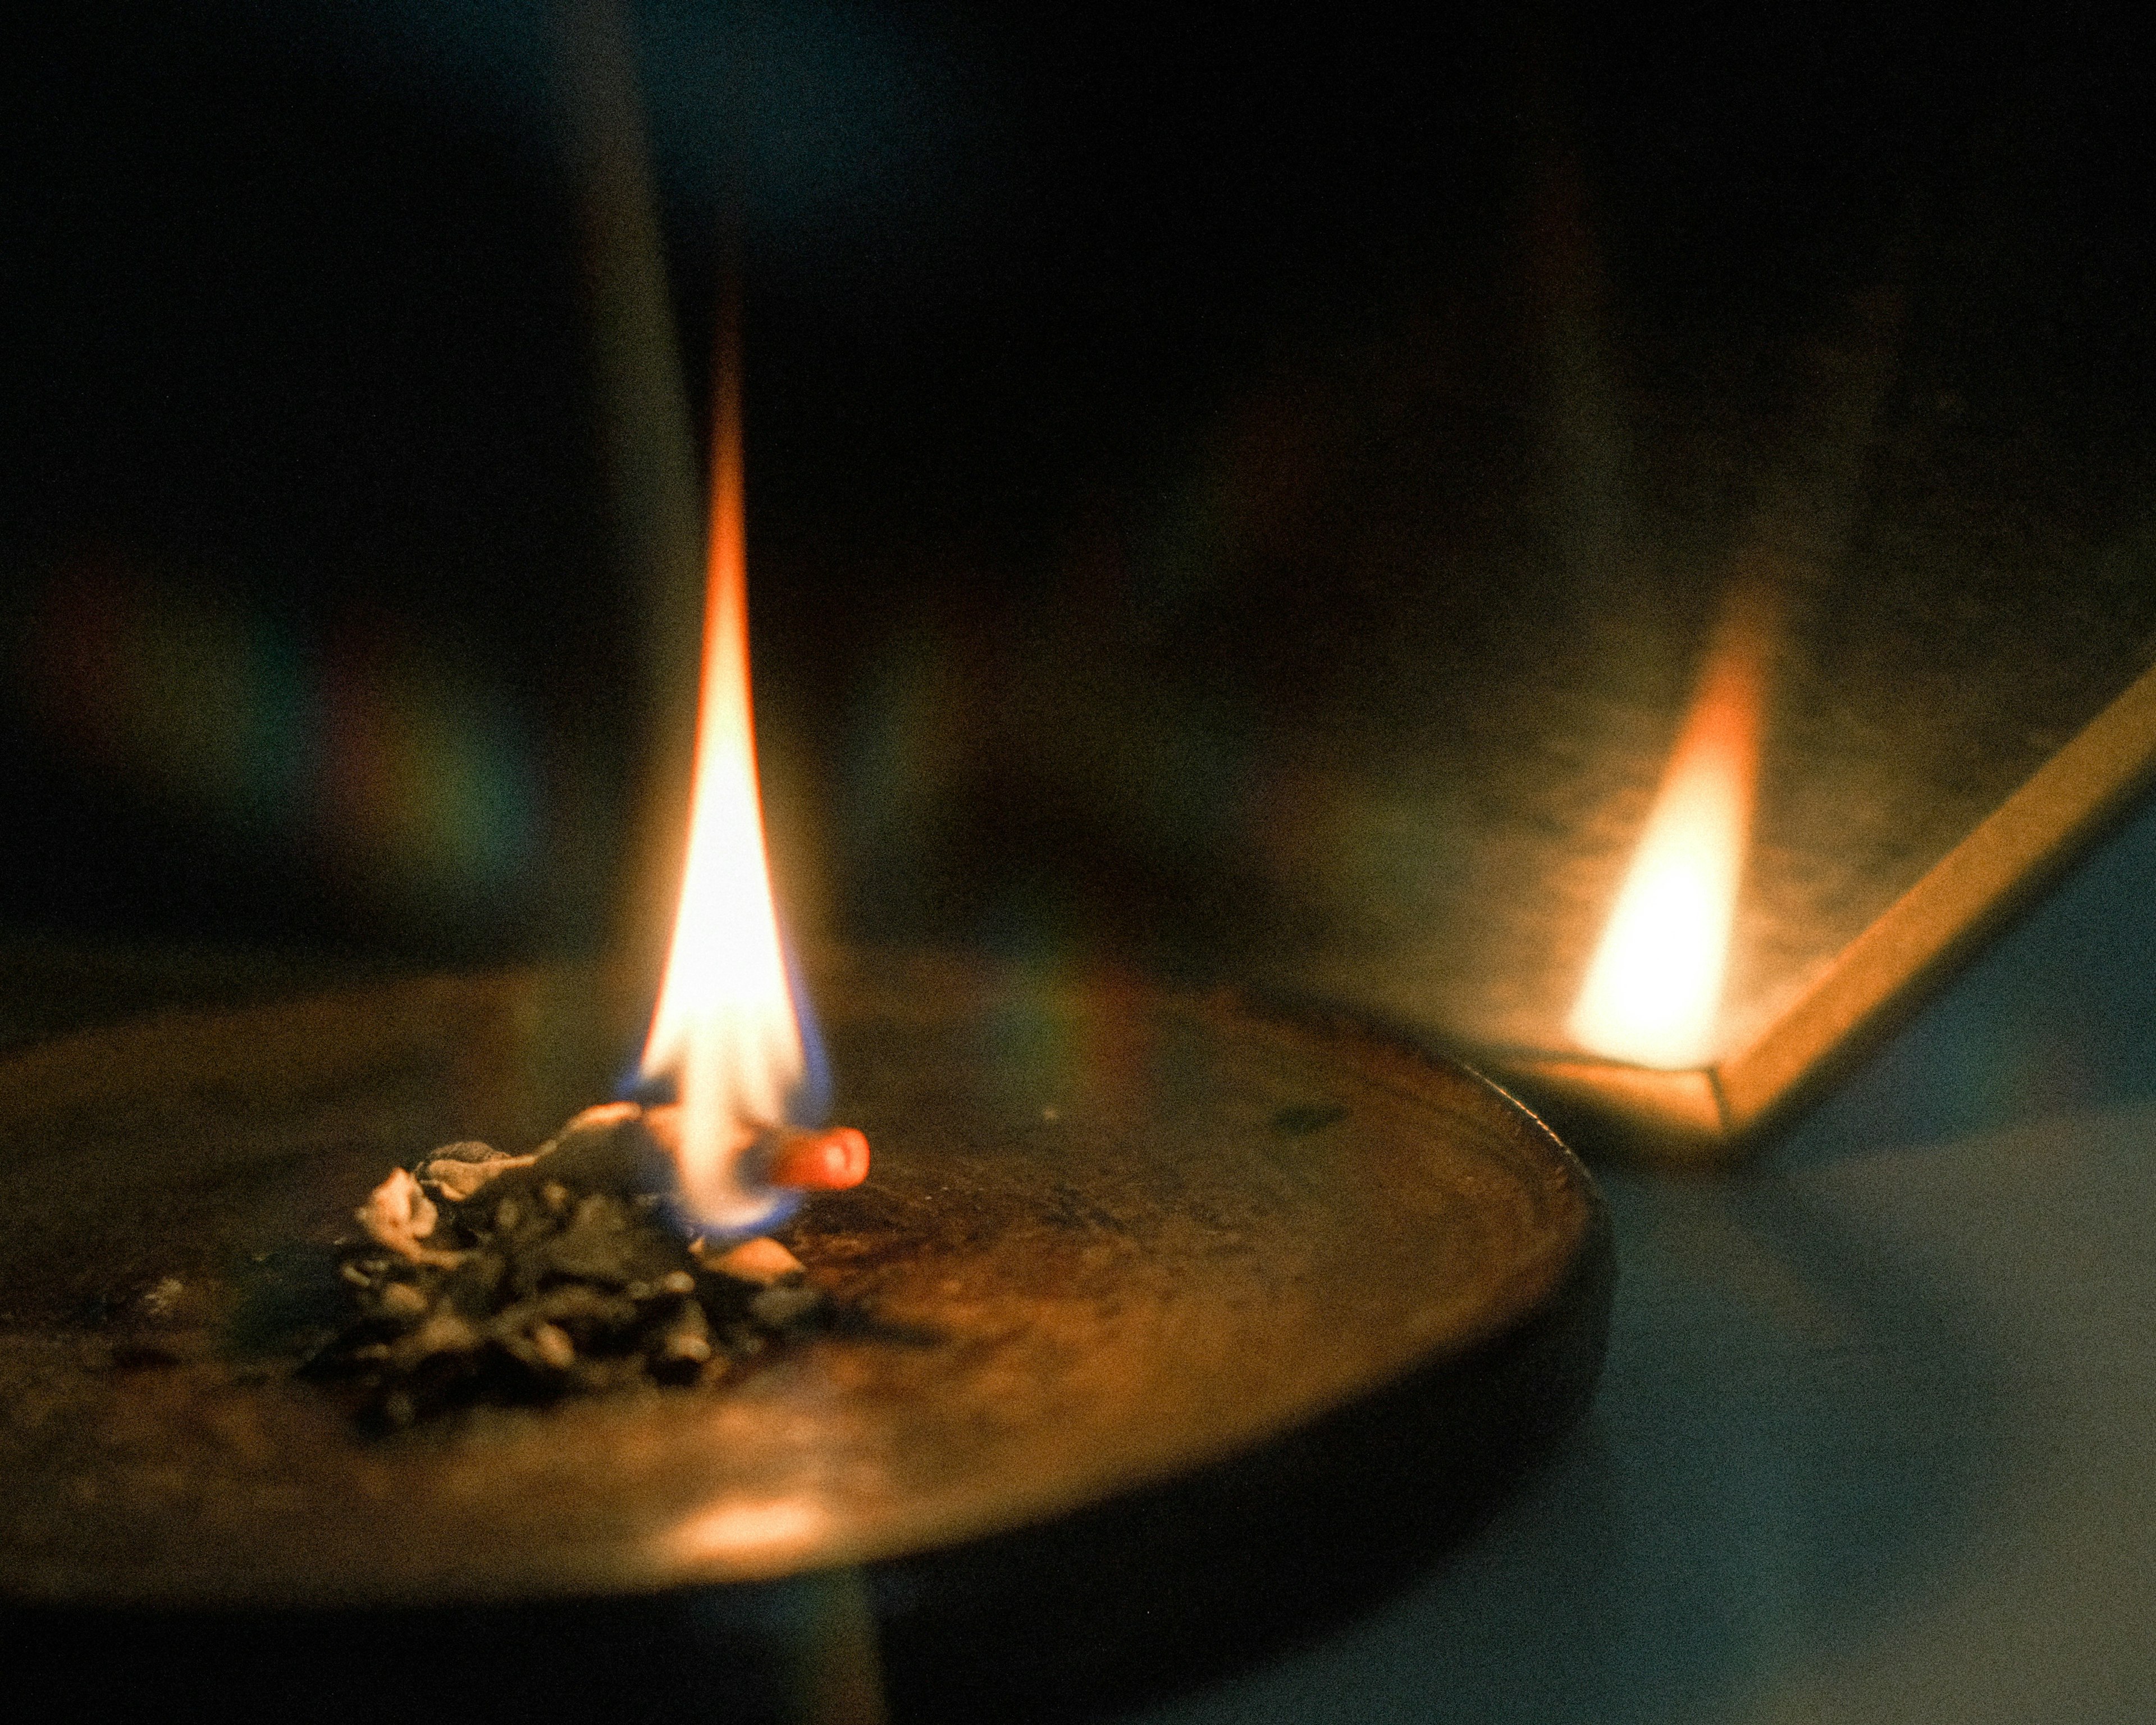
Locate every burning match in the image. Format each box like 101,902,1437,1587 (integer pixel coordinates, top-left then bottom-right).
628,290,869,1235
325,266,869,1423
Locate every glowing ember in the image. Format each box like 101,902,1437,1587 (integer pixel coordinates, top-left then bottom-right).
1566,596,1771,1069
638,322,864,1230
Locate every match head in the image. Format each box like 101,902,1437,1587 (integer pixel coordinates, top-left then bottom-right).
635,1107,870,1194
764,1125,871,1192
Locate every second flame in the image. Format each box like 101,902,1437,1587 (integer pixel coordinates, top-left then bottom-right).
1566,595,1771,1069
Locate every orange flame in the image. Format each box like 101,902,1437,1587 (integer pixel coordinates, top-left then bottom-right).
1566,597,1771,1069
637,326,808,1230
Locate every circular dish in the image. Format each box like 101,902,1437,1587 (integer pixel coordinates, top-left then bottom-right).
0,953,1610,1715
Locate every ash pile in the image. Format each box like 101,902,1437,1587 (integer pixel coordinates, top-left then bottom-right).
310,1105,833,1429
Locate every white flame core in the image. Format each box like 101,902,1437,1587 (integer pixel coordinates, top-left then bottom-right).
638,362,803,1230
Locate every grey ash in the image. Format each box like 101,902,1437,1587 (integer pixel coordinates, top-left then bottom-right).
308,1106,834,1430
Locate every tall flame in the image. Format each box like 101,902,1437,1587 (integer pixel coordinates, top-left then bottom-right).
1566,596,1771,1069
638,320,807,1231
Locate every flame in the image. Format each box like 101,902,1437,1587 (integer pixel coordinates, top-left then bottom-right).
638,325,807,1231
1566,597,1771,1069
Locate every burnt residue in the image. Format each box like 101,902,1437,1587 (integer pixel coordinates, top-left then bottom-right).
304,1138,854,1430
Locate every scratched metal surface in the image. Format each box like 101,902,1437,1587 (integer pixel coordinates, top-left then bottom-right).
840,249,2156,1070
765,27,2156,1075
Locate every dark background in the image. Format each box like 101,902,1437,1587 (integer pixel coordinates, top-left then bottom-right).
7,11,2156,1719
2,1,2151,1042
